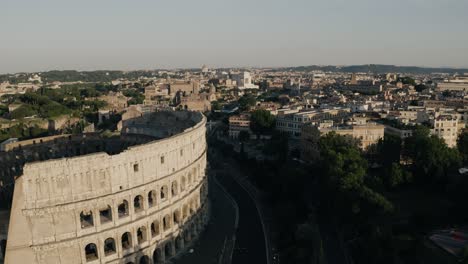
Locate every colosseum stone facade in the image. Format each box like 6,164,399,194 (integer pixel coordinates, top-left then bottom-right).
0,111,209,264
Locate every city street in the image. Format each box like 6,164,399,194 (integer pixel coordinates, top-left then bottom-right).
216,172,268,264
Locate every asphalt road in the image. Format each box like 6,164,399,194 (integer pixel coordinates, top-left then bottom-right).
217,173,268,264
175,174,237,264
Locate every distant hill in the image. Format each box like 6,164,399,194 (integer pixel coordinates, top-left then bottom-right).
279,64,468,74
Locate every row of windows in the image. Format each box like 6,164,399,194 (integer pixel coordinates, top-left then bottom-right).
80,172,201,229
83,202,202,262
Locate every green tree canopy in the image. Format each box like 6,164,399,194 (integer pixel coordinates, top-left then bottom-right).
404,125,462,184
458,132,468,164
238,95,256,111
250,109,275,136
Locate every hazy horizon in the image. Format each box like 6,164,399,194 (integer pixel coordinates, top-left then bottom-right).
2,0,468,74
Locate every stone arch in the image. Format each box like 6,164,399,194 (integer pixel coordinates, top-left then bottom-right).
160,185,168,200
151,220,160,237
171,181,178,196
173,209,181,225
182,204,189,219
184,230,192,244
99,205,113,224
134,195,144,213
104,237,116,256
187,172,192,184
139,255,150,264
118,200,129,218
137,226,148,244
153,247,164,264
148,190,157,207
80,210,94,228
85,243,99,262
181,176,186,191
121,232,133,250
164,241,174,258
163,214,172,231
175,235,184,252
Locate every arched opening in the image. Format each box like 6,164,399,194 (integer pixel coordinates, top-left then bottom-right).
181,176,186,191
182,204,189,219
160,185,168,200
104,238,116,256
153,248,164,264
118,200,129,218
184,231,192,243
188,173,192,184
134,195,144,213
173,210,181,225
137,226,148,244
151,221,160,237
175,236,184,252
171,181,178,196
163,214,171,231
85,243,99,262
80,210,94,228
164,242,173,258
139,255,150,264
121,232,133,250
99,205,113,224
148,190,156,207
190,200,196,215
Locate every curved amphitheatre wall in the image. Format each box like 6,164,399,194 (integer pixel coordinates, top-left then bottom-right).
3,111,209,264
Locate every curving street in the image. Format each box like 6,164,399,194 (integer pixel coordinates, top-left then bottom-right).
216,172,268,264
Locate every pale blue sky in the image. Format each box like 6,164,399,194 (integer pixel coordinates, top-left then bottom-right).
1,0,468,73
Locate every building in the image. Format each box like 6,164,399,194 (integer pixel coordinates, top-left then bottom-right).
1,111,209,264
228,114,251,139
276,109,350,138
168,81,200,96
431,115,459,148
319,122,385,149
232,72,259,90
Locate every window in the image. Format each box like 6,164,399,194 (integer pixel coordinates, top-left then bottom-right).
134,195,144,213
163,214,171,231
99,206,113,224
121,232,132,250
104,238,116,256
160,186,168,200
173,210,181,225
118,200,129,218
180,149,183,156
137,226,148,244
160,156,165,164
133,163,139,172
85,243,99,262
148,191,156,207
80,211,94,228
151,221,160,237
171,181,178,196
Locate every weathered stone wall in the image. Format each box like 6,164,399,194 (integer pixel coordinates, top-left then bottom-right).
4,111,209,264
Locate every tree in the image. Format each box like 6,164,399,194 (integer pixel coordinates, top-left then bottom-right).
414,84,427,92
238,130,250,143
319,132,393,215
250,109,275,136
404,125,462,184
387,163,412,189
458,132,468,163
376,135,402,167
10,104,37,119
211,101,222,111
238,95,256,111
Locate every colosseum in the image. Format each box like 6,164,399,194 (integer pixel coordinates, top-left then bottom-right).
0,111,209,264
